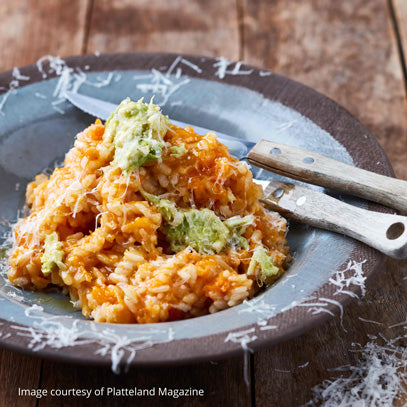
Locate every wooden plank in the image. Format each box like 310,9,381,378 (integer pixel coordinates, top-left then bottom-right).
0,0,89,403
0,350,42,407
38,357,251,406
254,258,407,406
0,0,89,72
86,0,239,60
0,1,90,405
241,0,407,180
393,0,407,71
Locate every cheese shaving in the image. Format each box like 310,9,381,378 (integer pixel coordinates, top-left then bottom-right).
9,304,175,374
213,57,254,79
304,339,407,406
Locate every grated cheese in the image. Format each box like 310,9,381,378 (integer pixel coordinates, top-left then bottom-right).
34,92,47,99
330,259,367,298
9,304,175,374
304,338,407,406
134,56,205,106
358,317,383,325
213,57,254,79
0,68,22,115
136,68,190,106
225,328,257,387
12,67,30,81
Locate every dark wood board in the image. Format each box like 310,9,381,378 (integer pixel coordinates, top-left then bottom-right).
38,358,251,407
0,0,406,406
254,259,407,406
0,350,42,407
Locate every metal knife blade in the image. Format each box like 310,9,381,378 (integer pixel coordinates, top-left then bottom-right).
64,91,256,158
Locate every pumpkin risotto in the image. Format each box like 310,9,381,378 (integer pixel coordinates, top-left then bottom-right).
8,98,289,323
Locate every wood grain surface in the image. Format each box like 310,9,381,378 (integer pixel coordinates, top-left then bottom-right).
393,0,407,78
242,0,407,180
86,0,240,59
0,0,89,69
0,1,89,407
38,358,251,407
255,258,407,406
0,0,407,406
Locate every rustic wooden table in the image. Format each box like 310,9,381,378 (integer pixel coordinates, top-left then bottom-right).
1,1,407,406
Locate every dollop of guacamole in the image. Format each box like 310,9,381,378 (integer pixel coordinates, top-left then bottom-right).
144,193,254,254
41,232,66,275
104,98,170,171
247,245,279,285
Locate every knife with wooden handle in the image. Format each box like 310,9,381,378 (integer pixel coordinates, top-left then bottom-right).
248,140,407,214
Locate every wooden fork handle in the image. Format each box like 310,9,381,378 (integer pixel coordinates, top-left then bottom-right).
248,140,407,214
261,181,407,259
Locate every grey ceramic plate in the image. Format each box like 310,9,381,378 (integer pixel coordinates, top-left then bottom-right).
0,53,392,369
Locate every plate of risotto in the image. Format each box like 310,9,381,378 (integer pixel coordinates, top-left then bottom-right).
0,53,393,367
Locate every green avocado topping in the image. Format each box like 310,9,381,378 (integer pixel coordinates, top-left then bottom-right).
41,232,66,275
144,193,254,254
247,245,279,285
104,98,170,171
